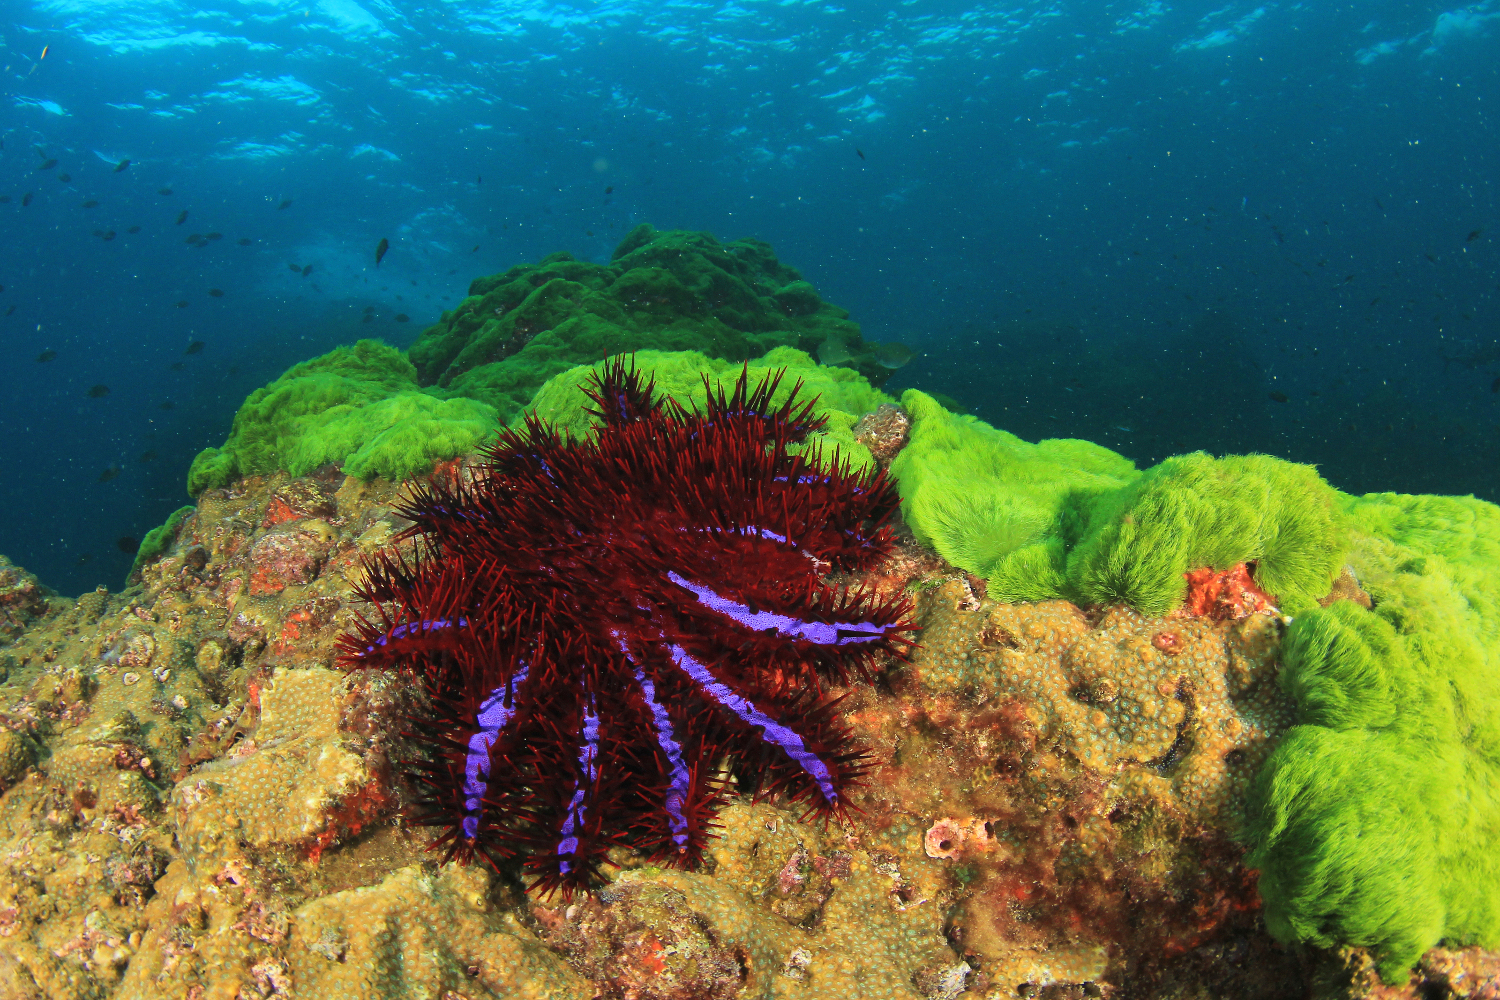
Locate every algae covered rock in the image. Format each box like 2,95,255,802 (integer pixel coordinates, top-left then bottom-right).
892,389,1350,614
526,345,893,471
1245,492,1500,982
409,224,897,422
187,339,500,496
187,228,907,498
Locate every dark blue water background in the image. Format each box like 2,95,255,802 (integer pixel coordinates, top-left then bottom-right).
1,0,1496,596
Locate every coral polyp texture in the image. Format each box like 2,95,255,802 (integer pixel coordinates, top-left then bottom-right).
336,357,913,894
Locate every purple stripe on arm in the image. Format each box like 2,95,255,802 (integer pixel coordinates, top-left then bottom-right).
667,643,839,805
667,571,889,645
365,616,470,653
460,665,528,840
556,701,601,874
632,666,693,851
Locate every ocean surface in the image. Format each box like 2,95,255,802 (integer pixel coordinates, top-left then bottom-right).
0,0,1495,597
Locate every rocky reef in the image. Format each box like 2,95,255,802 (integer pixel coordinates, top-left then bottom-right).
7,237,1500,998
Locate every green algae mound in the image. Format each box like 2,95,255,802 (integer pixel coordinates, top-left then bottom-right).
888,389,1138,603
187,340,500,496
890,389,1349,612
526,346,891,471
409,223,897,423
1245,492,1500,982
187,227,904,497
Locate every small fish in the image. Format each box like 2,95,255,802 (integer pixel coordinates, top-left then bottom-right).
1343,275,1354,283
362,314,374,323
158,187,173,196
159,401,175,410
126,225,141,234
471,245,480,253
288,263,302,273
176,210,188,225
477,175,482,185
605,186,613,194
1268,391,1289,403
186,234,204,244
36,349,56,362
856,148,865,160
97,465,121,483
175,301,189,308
21,193,32,207
0,196,8,203
114,158,130,173
1425,253,1437,263
817,337,853,366
395,313,410,322
87,384,111,398
82,200,99,209
302,264,312,277
1467,229,1484,242
208,288,224,297
116,536,139,553
363,305,375,313
139,450,156,462
1374,198,1383,211
376,237,389,266
1492,376,1500,393
278,199,293,209
99,230,116,241
4,306,15,316
170,361,185,371
237,237,252,246
58,173,70,182
205,232,222,241
870,341,915,370
184,340,204,354
38,159,57,171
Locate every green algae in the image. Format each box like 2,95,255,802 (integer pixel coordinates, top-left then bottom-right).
187,340,501,497
129,504,197,579
891,390,1349,613
525,346,891,472
1245,492,1500,982
888,389,1138,603
409,224,897,423
187,227,905,497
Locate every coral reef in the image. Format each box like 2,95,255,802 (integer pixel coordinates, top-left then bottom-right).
1,347,1497,999
842,576,1302,995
